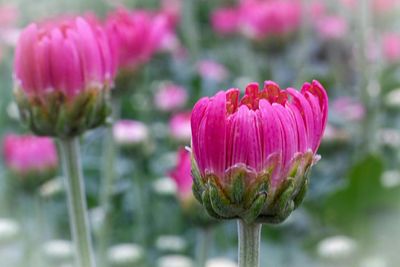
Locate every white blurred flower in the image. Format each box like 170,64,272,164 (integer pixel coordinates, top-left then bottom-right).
6,102,19,121
317,235,357,260
108,243,144,266
39,177,63,198
385,89,400,107
113,120,149,146
156,235,187,253
90,207,106,233
157,255,194,267
206,257,237,267
381,170,400,188
42,240,73,263
0,218,19,244
377,128,400,148
359,256,387,267
152,177,177,196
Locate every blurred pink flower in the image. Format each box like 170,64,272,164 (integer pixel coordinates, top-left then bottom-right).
161,0,182,28
332,97,365,122
14,16,116,99
197,60,228,82
3,134,58,176
154,83,188,112
113,120,149,145
169,148,192,201
211,8,240,35
212,0,302,40
340,0,399,14
106,8,173,70
316,16,348,40
0,4,18,28
191,80,328,188
239,0,302,40
382,33,400,63
169,112,191,142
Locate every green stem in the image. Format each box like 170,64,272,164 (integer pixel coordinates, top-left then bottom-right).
98,125,116,267
59,138,96,267
238,220,262,267
196,227,212,267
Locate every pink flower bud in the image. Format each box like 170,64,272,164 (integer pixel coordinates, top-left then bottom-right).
382,33,400,63
196,60,228,82
191,80,328,223
211,8,240,35
106,8,173,71
3,134,58,182
154,83,188,112
169,112,191,142
13,17,116,137
332,97,365,122
169,148,192,202
316,16,348,40
239,0,302,40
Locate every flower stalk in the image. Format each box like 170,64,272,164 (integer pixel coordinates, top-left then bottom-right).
238,220,262,267
59,138,96,267
196,227,212,267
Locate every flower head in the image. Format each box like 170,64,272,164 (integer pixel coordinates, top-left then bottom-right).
13,17,116,137
106,8,172,71
191,80,328,223
3,134,58,185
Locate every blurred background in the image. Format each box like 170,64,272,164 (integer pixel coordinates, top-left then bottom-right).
1,0,400,266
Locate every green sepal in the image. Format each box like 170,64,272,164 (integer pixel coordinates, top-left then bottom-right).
14,86,111,138
201,187,225,219
227,168,246,205
191,156,205,204
242,193,267,224
208,177,239,218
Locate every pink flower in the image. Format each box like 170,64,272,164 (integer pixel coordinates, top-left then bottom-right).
332,97,365,122
14,16,116,99
106,8,172,70
190,80,328,222
154,83,188,112
382,33,400,63
161,0,182,28
190,80,329,222
13,16,116,137
169,148,192,201
0,4,18,28
239,0,302,40
169,112,191,142
197,60,228,82
191,80,327,187
3,134,58,176
316,16,348,40
113,120,149,145
211,8,240,35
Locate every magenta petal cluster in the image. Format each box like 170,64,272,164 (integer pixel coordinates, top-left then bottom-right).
106,8,172,70
169,148,193,201
212,0,302,40
3,134,58,177
14,17,116,99
190,80,328,223
13,16,116,137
